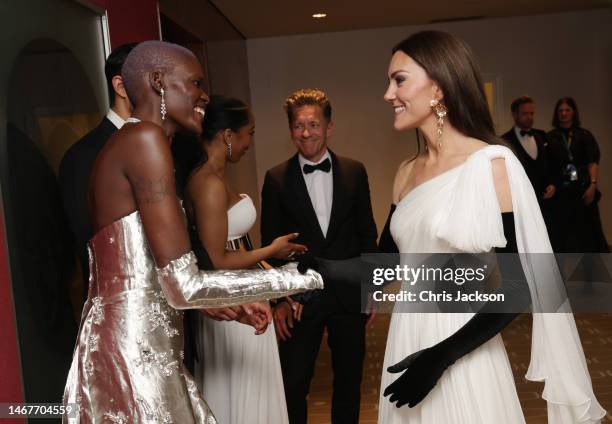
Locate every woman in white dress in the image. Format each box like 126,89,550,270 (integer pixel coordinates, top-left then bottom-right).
184,95,305,424
377,31,605,423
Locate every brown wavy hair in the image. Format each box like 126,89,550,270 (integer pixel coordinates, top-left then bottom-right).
392,31,503,148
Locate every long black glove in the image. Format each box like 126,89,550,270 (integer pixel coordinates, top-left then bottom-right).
291,203,400,304
383,212,532,408
379,203,399,253
297,203,399,284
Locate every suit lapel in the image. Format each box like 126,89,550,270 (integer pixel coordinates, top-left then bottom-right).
533,131,547,158
288,154,325,240
326,151,345,242
506,129,522,152
508,128,537,161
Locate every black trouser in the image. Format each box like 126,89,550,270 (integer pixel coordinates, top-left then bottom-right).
279,290,366,424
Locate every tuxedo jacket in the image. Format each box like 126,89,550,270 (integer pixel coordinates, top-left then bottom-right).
261,150,378,312
59,117,117,283
501,128,553,196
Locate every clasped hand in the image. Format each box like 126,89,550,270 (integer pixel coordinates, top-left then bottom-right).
273,297,304,341
201,302,272,335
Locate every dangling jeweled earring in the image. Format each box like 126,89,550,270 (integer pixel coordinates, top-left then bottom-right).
430,99,447,149
160,88,167,120
225,141,232,160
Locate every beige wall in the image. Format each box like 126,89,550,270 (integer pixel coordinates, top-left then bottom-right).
247,9,612,242
206,39,263,246
158,0,261,244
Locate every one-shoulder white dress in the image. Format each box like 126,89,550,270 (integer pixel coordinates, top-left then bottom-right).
378,146,604,423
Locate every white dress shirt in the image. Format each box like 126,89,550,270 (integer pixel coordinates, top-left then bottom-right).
299,150,333,237
106,109,126,130
514,126,538,160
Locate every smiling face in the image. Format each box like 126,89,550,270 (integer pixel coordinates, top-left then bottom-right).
384,51,441,131
163,54,209,136
289,105,333,162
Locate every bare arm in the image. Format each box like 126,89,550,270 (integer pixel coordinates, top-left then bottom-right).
126,124,192,267
187,173,277,268
492,158,513,213
188,173,305,268
124,123,322,309
588,162,599,184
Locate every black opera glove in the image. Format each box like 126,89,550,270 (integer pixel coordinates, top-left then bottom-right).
383,341,454,408
297,252,399,289
383,312,519,408
296,203,399,284
379,203,399,253
384,212,531,409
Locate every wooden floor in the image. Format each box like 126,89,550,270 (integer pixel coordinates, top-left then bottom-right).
307,313,612,423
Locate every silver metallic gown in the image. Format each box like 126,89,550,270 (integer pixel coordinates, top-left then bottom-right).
63,211,322,423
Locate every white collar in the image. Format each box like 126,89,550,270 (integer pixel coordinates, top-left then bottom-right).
106,109,126,129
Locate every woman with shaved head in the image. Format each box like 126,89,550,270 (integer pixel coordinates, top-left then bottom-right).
62,40,322,423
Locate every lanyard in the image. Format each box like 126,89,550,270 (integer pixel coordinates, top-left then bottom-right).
560,129,574,162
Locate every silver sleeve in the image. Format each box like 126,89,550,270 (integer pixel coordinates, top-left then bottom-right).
156,251,324,309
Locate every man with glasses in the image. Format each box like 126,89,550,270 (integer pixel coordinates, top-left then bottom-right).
261,88,377,424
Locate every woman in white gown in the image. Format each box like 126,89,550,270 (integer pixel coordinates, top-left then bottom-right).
184,95,305,424
377,31,605,423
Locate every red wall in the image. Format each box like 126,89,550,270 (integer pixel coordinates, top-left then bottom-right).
0,0,160,413
90,0,160,48
0,209,22,423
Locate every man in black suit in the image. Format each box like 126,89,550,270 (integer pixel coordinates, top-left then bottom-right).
58,43,136,293
261,89,378,424
502,95,558,244
502,96,556,202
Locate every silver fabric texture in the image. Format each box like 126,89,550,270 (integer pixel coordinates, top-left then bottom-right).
157,251,323,309
63,211,322,423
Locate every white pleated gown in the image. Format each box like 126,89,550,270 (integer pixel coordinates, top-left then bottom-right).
378,145,604,423
195,195,289,424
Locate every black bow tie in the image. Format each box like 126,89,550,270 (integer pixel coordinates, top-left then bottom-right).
303,158,331,174
520,129,533,137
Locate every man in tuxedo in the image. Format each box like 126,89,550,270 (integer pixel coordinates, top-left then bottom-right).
261,89,378,424
502,95,558,245
502,96,556,202
58,42,136,293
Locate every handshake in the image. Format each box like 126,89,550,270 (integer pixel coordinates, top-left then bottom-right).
199,252,362,335
201,303,272,335
197,254,325,335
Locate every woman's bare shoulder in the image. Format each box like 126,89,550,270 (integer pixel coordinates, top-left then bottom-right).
186,168,225,202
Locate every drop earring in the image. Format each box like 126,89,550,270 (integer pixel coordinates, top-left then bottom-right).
160,88,167,120
224,141,232,160
430,99,447,149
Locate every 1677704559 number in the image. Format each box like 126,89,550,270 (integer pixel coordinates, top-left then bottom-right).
0,403,77,418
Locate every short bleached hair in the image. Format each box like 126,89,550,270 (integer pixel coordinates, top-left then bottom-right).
122,40,195,104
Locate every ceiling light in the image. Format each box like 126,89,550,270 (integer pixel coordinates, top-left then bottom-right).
312,13,327,18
